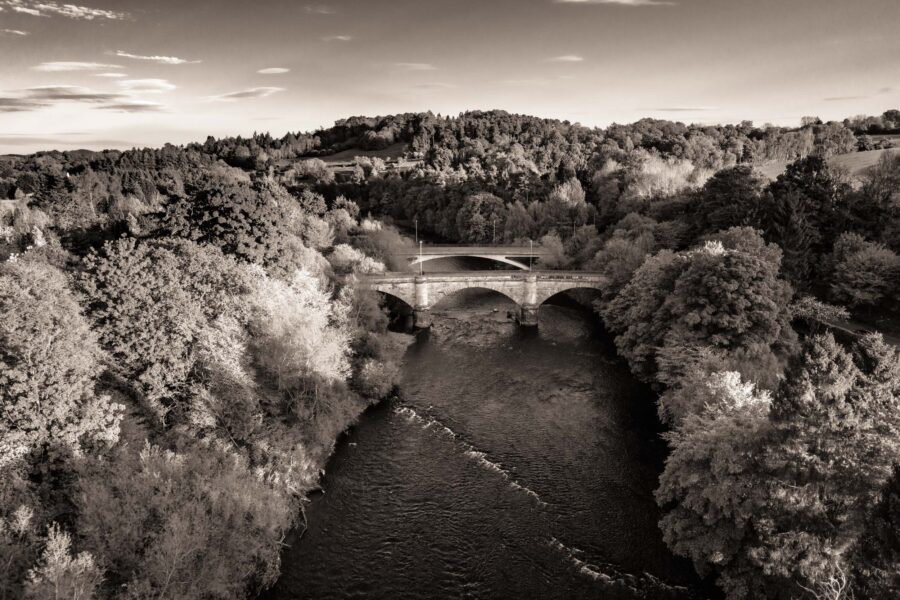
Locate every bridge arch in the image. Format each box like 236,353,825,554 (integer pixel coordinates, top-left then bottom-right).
367,283,416,309
534,286,603,308
430,285,520,310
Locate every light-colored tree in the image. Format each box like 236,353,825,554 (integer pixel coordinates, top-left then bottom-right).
1,260,122,463
25,524,103,600
247,266,352,393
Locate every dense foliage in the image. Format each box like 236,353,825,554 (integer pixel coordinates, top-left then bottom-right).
0,147,402,599
1,107,898,599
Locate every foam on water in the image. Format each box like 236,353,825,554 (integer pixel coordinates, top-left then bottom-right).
394,405,548,507
547,537,691,598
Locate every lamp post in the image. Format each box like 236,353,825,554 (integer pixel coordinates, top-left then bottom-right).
419,240,423,275
414,217,418,244
492,217,496,245
529,239,533,270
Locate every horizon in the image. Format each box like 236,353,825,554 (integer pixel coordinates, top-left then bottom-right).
1,0,899,153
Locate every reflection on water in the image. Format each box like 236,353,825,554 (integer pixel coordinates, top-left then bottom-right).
268,291,699,600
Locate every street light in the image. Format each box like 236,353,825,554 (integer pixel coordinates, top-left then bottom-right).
529,239,533,270
414,217,418,244
419,240,423,275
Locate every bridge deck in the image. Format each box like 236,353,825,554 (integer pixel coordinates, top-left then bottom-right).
393,244,550,257
364,270,604,281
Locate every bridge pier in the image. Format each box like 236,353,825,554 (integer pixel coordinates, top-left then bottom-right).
413,276,431,328
413,308,432,329
517,305,539,327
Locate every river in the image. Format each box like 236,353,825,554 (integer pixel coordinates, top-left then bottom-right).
267,262,701,599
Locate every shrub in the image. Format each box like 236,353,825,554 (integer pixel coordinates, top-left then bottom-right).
75,442,294,599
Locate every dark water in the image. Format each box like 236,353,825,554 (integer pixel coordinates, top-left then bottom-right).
268,291,699,600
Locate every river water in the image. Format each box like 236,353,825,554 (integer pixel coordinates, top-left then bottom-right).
268,279,700,599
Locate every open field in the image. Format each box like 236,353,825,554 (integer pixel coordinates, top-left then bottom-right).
755,146,900,181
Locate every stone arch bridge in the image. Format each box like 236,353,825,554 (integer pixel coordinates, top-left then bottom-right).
362,271,606,327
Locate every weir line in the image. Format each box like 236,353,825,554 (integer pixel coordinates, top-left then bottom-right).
393,403,692,598
547,537,692,599
393,405,548,507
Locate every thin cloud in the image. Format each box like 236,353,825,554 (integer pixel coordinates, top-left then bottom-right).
1,28,28,35
546,55,584,62
258,67,290,74
823,87,894,102
94,72,127,78
34,61,122,72
554,0,675,6
97,101,164,113
117,79,176,93
115,50,200,65
650,106,717,112
0,85,155,113
413,82,457,90
394,62,437,71
824,95,866,102
0,97,45,112
304,4,334,14
2,0,128,19
209,86,285,102
0,135,138,148
502,78,553,86
26,85,121,102
322,35,352,41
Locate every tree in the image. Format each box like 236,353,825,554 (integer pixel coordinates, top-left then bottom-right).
25,524,102,600
75,442,293,599
755,333,900,596
456,192,505,243
161,176,305,273
246,266,352,413
852,465,900,599
656,370,775,599
603,229,794,383
502,200,535,242
658,334,900,599
829,232,900,308
763,155,853,284
79,238,248,420
690,165,766,237
1,259,122,464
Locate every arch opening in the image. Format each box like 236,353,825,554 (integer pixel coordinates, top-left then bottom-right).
430,286,519,312
537,287,603,309
371,289,416,331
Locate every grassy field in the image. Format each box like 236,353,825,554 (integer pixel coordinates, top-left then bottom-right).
755,146,900,181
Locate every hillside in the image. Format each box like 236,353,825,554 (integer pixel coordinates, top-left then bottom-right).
755,146,900,181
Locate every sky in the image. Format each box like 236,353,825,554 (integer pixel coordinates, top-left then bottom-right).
0,0,898,153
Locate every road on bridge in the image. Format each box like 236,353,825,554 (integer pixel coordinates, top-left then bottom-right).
392,244,551,257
